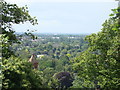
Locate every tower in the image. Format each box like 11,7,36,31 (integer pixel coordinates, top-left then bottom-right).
29,54,39,69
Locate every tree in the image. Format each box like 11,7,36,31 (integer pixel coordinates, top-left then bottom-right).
1,1,46,89
2,56,45,89
1,1,37,58
72,7,120,89
53,72,73,89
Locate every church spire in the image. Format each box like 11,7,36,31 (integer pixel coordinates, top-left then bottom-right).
29,54,39,69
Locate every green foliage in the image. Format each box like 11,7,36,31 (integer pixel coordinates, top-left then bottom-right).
48,76,59,89
72,7,120,89
0,57,2,89
1,1,46,89
70,74,83,88
1,1,38,58
3,0,119,89
2,56,45,89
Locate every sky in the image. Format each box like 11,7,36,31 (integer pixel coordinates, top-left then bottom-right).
6,0,118,34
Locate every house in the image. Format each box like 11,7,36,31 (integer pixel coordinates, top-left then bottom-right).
37,55,44,59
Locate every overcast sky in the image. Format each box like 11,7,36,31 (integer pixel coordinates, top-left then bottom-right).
6,0,118,34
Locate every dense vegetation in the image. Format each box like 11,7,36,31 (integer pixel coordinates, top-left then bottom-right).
11,33,88,89
72,9,120,89
1,1,45,89
1,1,120,89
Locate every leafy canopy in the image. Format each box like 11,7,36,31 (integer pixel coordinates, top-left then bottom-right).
1,1,46,89
72,7,120,89
1,1,38,58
